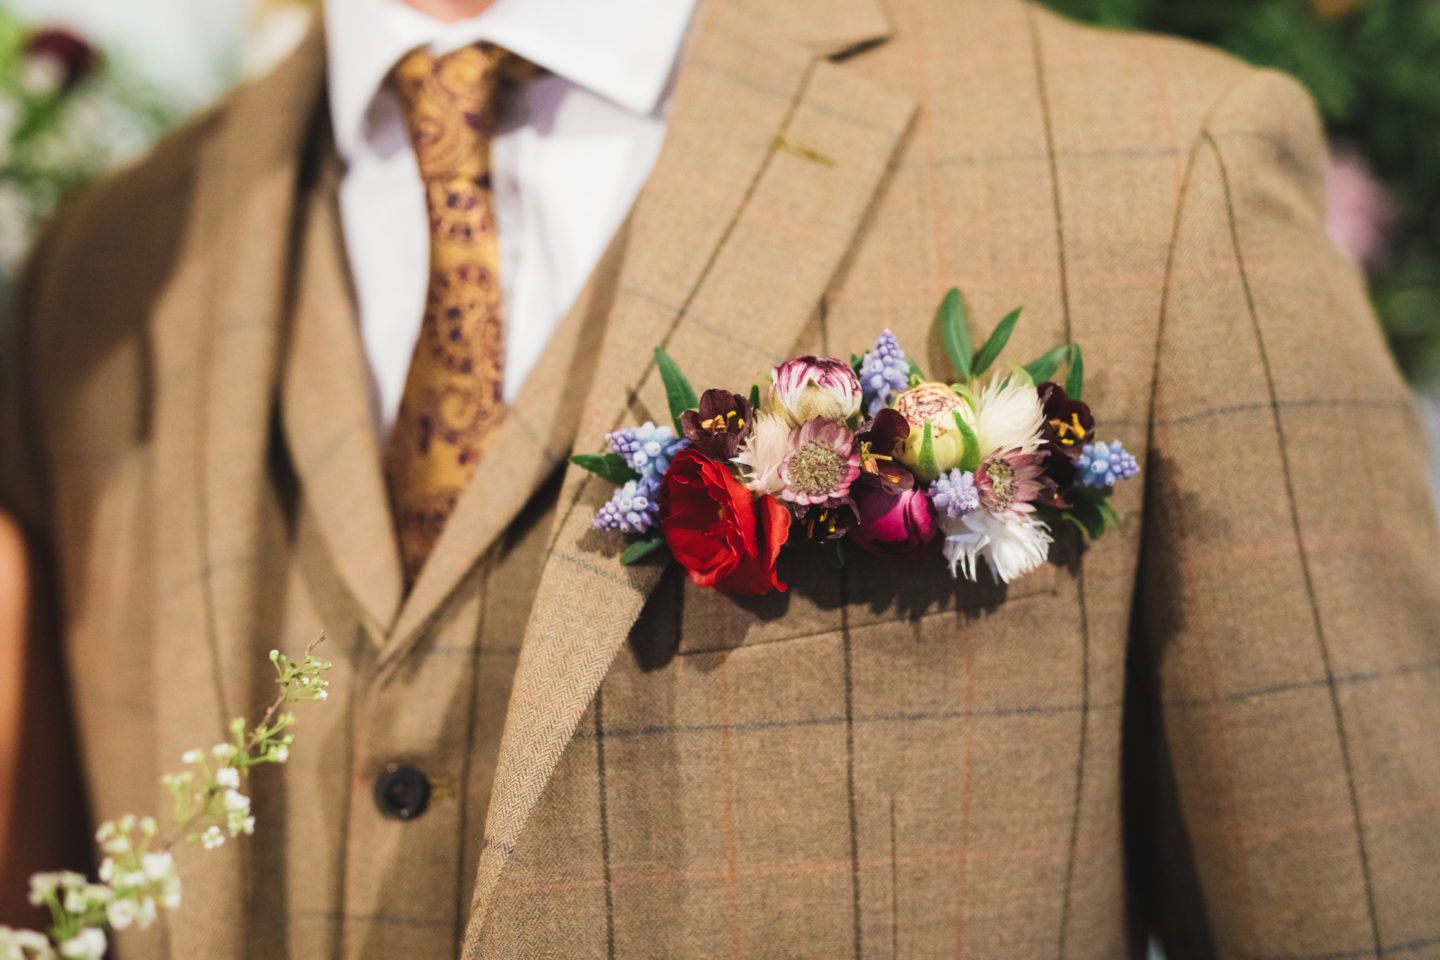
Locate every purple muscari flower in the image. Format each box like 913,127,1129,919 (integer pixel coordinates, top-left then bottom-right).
606,422,688,480
592,478,661,534
1077,440,1140,489
858,329,911,418
929,468,980,518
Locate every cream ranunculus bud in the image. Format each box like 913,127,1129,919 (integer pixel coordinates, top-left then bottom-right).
766,356,862,428
894,382,976,482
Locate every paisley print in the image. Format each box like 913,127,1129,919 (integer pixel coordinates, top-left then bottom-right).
384,43,530,585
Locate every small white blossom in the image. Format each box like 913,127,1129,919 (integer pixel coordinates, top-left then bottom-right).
215,767,240,789
316,690,328,701
137,896,158,928
211,744,235,759
242,816,256,836
140,852,173,882
139,816,157,836
27,873,59,907
161,888,181,910
96,859,114,883
57,928,105,960
106,898,136,931
181,749,201,764
274,746,289,762
201,826,225,850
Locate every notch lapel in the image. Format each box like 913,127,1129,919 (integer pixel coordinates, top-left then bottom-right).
462,0,916,943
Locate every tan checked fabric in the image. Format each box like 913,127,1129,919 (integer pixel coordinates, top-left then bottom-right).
385,44,518,585
3,2,1439,958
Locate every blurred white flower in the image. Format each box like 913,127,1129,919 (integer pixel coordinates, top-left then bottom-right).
57,928,105,960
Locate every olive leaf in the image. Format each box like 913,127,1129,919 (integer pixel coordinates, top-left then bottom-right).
938,287,972,382
971,307,1022,377
568,453,640,486
654,345,699,434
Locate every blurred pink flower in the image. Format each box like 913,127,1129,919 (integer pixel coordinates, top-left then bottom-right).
1326,142,1395,269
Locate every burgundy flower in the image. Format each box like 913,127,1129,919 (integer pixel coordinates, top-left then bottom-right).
660,449,790,594
850,483,937,558
1036,382,1093,460
681,389,754,461
24,29,97,91
855,408,913,493
1035,381,1092,506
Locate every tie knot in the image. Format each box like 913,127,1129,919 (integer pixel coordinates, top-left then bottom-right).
389,42,533,180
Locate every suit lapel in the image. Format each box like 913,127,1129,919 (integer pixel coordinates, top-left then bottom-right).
463,0,915,940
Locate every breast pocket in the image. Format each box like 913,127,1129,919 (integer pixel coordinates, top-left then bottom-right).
628,538,1072,665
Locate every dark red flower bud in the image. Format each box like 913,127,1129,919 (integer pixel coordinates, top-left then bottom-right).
25,28,98,91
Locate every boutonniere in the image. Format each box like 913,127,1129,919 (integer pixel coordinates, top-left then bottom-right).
571,289,1138,595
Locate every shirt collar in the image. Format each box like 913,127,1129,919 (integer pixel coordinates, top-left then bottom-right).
325,0,698,162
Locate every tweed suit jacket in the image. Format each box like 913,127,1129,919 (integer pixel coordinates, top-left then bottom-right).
4,0,1439,957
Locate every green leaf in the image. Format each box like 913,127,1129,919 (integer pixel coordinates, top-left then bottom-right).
1095,499,1120,534
850,352,864,374
953,411,981,473
1063,500,1107,540
654,345,699,433
917,421,938,482
937,288,972,383
1023,344,1071,384
1005,360,1035,389
749,383,761,409
568,452,640,485
620,535,668,565
971,307,1022,377
1066,343,1085,401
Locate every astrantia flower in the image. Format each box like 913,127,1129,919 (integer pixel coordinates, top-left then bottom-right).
606,422,687,480
593,478,661,534
975,448,1048,522
779,418,861,507
1077,440,1140,488
733,411,790,496
858,330,910,416
930,469,979,519
972,375,1046,457
940,510,1052,584
767,357,862,427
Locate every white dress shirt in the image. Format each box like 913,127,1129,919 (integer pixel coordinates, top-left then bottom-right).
324,0,698,434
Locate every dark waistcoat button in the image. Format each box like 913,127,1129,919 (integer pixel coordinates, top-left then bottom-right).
373,762,430,821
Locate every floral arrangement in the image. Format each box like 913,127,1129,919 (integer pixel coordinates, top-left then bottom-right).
573,289,1138,593
0,12,179,280
0,643,331,960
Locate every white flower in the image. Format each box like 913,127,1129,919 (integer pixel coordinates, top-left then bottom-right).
139,817,157,837
181,749,202,764
140,852,173,882
96,859,113,884
215,767,240,789
137,896,158,929
223,788,249,813
972,374,1046,457
161,888,181,910
316,689,328,701
274,745,290,763
106,898,136,931
57,928,105,960
940,510,1051,584
211,744,235,758
242,816,256,835
2,926,56,959
27,874,60,907
201,826,225,850
732,412,789,496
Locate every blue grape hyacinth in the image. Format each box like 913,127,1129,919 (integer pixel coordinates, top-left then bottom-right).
858,329,910,418
930,468,980,518
1077,440,1140,489
592,478,662,534
606,422,687,480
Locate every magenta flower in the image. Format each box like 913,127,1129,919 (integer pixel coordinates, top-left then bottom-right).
778,418,861,507
850,484,937,558
767,356,862,427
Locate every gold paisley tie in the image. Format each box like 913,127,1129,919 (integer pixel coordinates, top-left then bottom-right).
385,43,528,586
